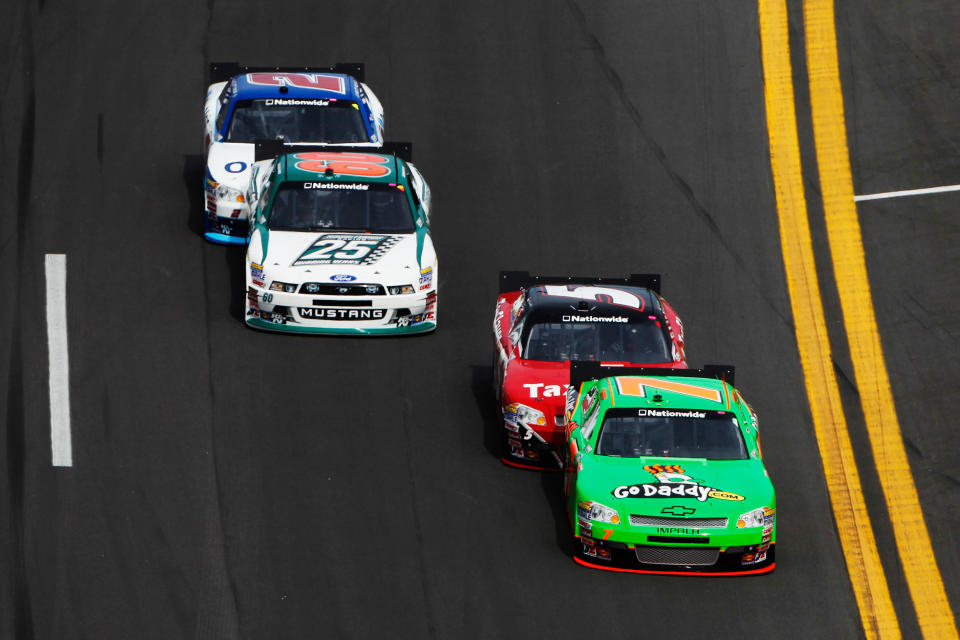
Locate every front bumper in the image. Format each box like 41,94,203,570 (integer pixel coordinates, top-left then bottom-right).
573,522,775,575
204,196,250,245
501,426,563,470
245,284,437,335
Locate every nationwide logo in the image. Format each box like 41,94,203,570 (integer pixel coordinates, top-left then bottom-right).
561,315,628,323
303,182,369,190
638,409,707,419
264,98,330,107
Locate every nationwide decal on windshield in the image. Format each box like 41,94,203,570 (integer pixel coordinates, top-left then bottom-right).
562,315,628,323
294,233,400,266
264,98,331,107
612,464,744,502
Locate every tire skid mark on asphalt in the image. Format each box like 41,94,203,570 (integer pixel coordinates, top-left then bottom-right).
804,0,959,637
757,0,899,638
8,5,37,633
564,0,794,331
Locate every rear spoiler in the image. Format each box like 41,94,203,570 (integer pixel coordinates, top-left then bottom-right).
498,271,660,295
210,62,365,84
569,361,735,390
254,140,412,163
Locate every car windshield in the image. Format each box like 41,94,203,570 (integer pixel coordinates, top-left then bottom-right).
523,321,670,363
267,182,414,233
225,99,368,143
595,409,748,460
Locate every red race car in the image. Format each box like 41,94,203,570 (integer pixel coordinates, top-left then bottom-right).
492,271,687,469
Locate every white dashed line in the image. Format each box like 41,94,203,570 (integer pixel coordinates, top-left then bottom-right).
45,254,72,467
854,183,960,202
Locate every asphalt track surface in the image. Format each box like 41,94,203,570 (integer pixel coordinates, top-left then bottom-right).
1,1,958,638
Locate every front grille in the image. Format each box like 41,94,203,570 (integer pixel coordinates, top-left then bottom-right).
634,546,720,566
630,515,729,528
299,283,385,296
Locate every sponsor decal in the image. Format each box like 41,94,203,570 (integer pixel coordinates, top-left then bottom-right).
523,382,569,399
561,315,628,323
246,287,259,315
264,98,330,107
508,437,523,458
742,550,768,566
298,308,386,321
330,274,357,282
418,267,433,290
224,161,247,173
582,386,599,415
250,262,264,287
295,234,399,266
637,409,707,419
303,182,369,190
580,536,611,561
612,465,745,502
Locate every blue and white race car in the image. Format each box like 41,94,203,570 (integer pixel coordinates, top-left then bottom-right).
202,62,385,244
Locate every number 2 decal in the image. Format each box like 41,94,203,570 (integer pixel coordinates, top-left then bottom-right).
294,152,391,178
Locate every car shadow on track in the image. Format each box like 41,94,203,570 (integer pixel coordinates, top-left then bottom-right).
182,154,205,239
225,246,247,322
542,470,576,557
471,363,576,556
470,364,502,460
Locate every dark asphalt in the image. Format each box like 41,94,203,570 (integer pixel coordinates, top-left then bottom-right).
1,0,957,638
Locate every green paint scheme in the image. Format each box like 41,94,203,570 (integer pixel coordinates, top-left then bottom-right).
564,374,776,572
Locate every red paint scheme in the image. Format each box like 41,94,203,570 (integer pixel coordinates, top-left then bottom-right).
492,287,687,469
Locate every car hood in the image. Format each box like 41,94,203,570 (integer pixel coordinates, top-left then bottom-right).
579,455,774,516
256,230,423,285
206,142,254,190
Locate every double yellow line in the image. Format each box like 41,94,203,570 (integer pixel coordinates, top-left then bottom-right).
758,0,957,638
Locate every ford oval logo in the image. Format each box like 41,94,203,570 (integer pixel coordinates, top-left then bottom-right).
330,274,356,282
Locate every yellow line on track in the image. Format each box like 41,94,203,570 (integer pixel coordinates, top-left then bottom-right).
804,1,959,637
757,0,899,637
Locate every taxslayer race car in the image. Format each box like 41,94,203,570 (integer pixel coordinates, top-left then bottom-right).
492,272,686,469
203,62,385,244
245,142,437,335
564,362,776,575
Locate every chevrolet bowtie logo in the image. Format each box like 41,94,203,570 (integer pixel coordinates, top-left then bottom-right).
661,505,696,516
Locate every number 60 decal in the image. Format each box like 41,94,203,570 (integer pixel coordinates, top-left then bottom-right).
294,152,391,178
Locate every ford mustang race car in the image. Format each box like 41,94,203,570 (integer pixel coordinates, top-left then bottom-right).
203,62,385,244
244,142,437,335
492,272,686,470
564,362,776,575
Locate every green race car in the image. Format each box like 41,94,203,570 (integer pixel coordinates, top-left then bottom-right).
563,362,776,575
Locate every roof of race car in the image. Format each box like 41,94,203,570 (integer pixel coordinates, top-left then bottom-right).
232,72,364,102
274,151,404,185
524,285,664,321
580,374,739,413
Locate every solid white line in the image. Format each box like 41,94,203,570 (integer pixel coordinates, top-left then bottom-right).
45,254,72,467
854,183,960,201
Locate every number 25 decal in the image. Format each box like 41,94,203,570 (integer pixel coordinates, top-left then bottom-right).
295,152,391,178
305,238,380,261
